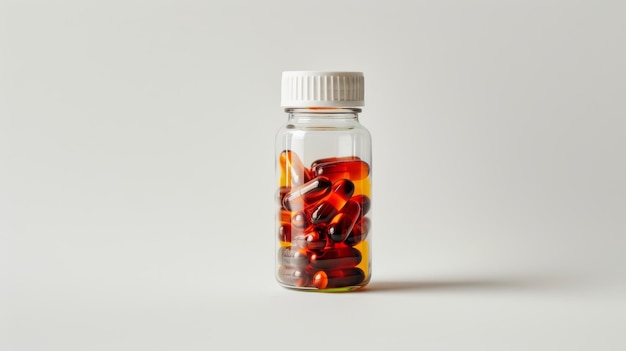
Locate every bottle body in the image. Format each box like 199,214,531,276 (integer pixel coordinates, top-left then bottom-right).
275,109,372,291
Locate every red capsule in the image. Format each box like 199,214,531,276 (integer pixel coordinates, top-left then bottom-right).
282,176,332,211
327,200,361,242
345,217,370,246
279,150,312,187
279,247,309,268
320,267,366,288
312,160,370,181
310,156,362,169
276,187,291,210
291,210,309,229
352,194,371,216
309,179,355,224
309,247,361,270
278,223,291,242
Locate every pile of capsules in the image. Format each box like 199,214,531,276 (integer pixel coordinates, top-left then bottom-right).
276,150,371,289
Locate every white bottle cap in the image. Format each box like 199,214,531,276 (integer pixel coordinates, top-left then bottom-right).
281,71,364,108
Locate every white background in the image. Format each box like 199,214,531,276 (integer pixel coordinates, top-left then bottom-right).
1,0,625,350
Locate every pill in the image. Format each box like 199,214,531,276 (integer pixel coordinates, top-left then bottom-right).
294,227,328,250
309,247,362,270
282,176,332,211
344,217,370,246
291,210,309,229
309,179,355,224
327,200,361,242
276,187,291,210
310,156,361,169
312,160,370,181
278,223,291,242
279,150,312,187
278,266,311,287
279,247,309,268
321,267,366,288
352,194,371,216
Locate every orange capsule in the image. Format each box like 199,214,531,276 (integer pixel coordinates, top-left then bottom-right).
312,160,370,181
282,176,332,211
279,150,312,187
327,200,361,242
309,247,361,270
312,271,328,289
293,227,328,250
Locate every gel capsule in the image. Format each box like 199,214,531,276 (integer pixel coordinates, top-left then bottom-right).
317,267,365,288
344,217,370,246
279,150,312,187
282,176,332,211
309,247,361,270
294,227,328,250
309,179,355,224
327,200,361,242
310,156,361,169
312,160,370,181
278,266,311,287
352,194,371,216
279,247,309,268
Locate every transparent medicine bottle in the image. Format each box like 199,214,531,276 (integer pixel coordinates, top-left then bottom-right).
275,71,372,292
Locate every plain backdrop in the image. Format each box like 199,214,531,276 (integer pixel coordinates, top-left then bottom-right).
1,0,625,350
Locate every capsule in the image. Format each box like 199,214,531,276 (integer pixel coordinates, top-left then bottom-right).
310,156,361,169
279,150,312,187
344,217,370,246
278,266,311,287
314,268,365,288
309,247,361,270
291,210,309,229
309,179,355,224
294,227,328,250
327,200,361,242
352,194,371,216
312,160,370,181
282,176,332,211
279,247,309,268
276,187,291,210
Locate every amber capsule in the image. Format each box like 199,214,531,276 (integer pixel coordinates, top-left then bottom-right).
327,200,361,242
309,247,361,270
276,187,291,210
309,179,355,224
310,156,361,169
344,217,370,246
312,160,370,181
278,266,311,287
279,150,312,187
352,194,371,216
282,176,332,211
279,247,309,268
318,267,365,288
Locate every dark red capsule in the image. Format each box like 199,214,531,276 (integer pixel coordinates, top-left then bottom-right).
282,176,332,211
279,247,309,268
278,223,291,242
309,247,361,270
344,217,370,246
276,187,291,210
352,194,371,216
327,200,361,242
312,160,370,182
309,179,355,224
322,267,366,288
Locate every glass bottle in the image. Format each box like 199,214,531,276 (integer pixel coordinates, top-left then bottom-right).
275,71,372,292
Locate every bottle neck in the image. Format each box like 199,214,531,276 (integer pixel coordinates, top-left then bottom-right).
285,108,361,122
